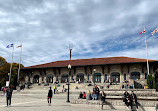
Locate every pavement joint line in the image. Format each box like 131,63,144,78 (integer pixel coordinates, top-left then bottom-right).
0,99,46,108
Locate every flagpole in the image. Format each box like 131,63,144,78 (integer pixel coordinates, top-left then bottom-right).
9,44,14,86
144,27,150,75
17,44,22,86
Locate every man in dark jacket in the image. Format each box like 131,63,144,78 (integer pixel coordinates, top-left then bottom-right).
101,91,106,110
6,87,13,107
48,87,53,106
130,91,138,110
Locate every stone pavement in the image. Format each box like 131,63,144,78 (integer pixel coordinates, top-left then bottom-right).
0,90,129,111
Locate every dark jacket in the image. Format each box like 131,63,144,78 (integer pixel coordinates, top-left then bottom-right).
6,88,13,98
130,93,137,103
48,89,53,98
101,92,106,102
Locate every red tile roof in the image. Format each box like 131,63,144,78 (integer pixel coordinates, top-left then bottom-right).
23,56,158,69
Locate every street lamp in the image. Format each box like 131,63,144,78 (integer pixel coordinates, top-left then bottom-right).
8,73,10,84
67,64,71,102
93,69,96,87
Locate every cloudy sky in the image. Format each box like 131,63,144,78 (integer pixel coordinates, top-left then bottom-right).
0,0,158,67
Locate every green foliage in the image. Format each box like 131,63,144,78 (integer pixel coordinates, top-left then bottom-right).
147,73,155,89
0,56,25,88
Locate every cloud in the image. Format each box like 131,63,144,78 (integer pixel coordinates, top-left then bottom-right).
0,0,158,67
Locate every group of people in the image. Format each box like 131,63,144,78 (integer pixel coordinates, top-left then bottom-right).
78,92,86,99
78,85,102,101
92,85,100,100
123,91,138,110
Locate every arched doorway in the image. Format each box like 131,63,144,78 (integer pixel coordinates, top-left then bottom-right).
131,72,140,80
33,75,39,83
61,74,68,83
76,73,84,83
111,72,120,83
46,74,53,83
93,73,101,83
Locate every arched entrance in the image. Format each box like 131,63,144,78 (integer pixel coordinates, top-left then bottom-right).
131,72,140,80
33,75,39,83
46,74,53,83
93,73,101,83
76,73,84,83
111,72,120,83
61,74,68,83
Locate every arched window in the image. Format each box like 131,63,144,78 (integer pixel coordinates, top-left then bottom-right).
111,72,120,83
46,74,53,83
33,75,39,83
76,73,84,83
131,72,140,80
93,73,101,83
61,74,68,83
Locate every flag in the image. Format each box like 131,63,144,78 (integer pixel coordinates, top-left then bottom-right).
6,44,14,48
16,44,22,48
140,29,146,34
151,28,158,35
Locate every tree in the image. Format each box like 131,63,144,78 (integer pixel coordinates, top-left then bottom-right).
147,73,156,89
0,56,25,88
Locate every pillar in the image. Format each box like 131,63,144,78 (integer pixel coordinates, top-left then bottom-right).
53,77,56,83
101,75,104,83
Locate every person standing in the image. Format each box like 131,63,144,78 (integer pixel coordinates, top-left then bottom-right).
48,87,53,106
6,87,13,107
54,85,56,94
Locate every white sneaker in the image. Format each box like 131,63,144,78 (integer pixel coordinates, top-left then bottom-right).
126,106,129,110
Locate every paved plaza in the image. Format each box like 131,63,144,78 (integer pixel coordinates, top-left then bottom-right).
0,85,157,111
0,88,131,111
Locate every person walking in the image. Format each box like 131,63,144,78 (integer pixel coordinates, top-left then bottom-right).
101,91,106,110
6,87,13,107
47,87,53,106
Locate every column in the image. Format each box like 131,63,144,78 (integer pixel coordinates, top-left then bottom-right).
53,77,56,83
101,75,104,83
44,77,46,83
30,77,33,83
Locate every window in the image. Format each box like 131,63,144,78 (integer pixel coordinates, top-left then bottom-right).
93,73,101,83
111,72,120,83
124,74,126,80
104,74,107,82
131,72,140,80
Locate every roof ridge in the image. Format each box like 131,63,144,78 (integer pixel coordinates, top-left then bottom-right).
24,56,158,68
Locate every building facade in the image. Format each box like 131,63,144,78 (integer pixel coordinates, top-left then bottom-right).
22,57,158,86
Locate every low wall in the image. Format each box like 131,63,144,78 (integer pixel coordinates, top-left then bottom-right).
71,99,157,107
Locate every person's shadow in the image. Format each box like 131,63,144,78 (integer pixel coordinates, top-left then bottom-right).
102,101,115,110
130,102,145,111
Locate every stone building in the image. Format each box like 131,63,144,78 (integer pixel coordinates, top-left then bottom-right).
22,57,158,86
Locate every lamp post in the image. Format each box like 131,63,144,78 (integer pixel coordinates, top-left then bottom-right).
93,69,96,87
67,64,71,102
66,45,72,102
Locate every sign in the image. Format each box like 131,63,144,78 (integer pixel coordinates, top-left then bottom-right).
6,81,9,87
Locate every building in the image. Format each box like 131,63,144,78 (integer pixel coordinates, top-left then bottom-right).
22,57,158,86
